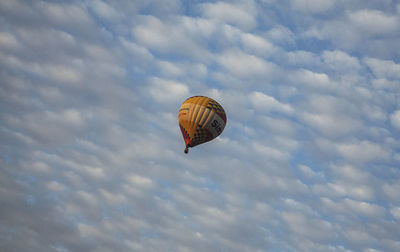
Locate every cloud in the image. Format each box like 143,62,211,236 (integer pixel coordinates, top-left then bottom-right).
250,91,293,114
330,164,370,183
383,182,400,204
200,1,257,31
391,207,400,220
348,9,399,36
1,1,400,252
289,69,333,90
241,33,276,56
266,25,296,45
89,0,122,22
0,32,20,49
133,15,213,61
148,77,189,104
297,95,363,138
217,49,278,79
284,50,321,68
36,1,97,36
365,58,400,80
337,140,390,164
4,109,87,144
257,116,297,136
390,110,400,130
126,174,154,189
282,211,334,242
322,50,361,73
303,7,400,57
290,0,335,13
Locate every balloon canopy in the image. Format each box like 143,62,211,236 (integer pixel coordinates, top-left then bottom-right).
178,96,227,154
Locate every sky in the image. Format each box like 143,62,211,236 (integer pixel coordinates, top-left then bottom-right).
1,0,400,251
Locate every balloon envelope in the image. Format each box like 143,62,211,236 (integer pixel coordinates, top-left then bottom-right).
178,96,227,153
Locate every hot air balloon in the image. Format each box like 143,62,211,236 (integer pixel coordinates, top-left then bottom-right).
178,96,227,154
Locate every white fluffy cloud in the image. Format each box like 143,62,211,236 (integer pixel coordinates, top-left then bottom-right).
89,0,121,22
365,58,400,80
149,77,189,104
1,1,399,252
250,91,293,114
322,50,361,73
291,0,335,13
200,1,257,30
390,110,400,130
348,9,399,36
133,15,213,61
303,5,400,58
217,49,278,79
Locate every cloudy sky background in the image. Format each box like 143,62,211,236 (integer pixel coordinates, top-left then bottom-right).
1,0,400,251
